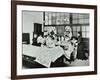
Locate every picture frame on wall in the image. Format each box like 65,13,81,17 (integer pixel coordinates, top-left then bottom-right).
11,0,97,80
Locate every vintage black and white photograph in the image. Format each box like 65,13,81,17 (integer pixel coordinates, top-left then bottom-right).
22,11,90,68
12,2,97,79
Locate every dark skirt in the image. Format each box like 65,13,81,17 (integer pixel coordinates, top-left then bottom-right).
77,43,86,60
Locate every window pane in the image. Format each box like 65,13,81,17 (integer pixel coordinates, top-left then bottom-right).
82,26,86,31
86,32,89,38
82,32,86,38
49,13,51,20
56,13,60,18
86,26,89,31
56,19,60,24
72,13,79,19
51,20,56,25
45,20,48,25
49,20,51,25
73,31,77,36
65,13,70,24
73,20,78,24
45,14,48,21
79,19,84,24
79,14,84,19
72,27,77,31
45,12,49,25
77,26,80,32
84,19,89,24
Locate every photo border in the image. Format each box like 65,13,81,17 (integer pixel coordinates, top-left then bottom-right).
11,0,97,80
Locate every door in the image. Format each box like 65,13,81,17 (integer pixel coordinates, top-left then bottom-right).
34,23,42,35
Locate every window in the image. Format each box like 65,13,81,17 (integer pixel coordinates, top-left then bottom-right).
72,13,89,38
44,12,89,38
44,12,70,25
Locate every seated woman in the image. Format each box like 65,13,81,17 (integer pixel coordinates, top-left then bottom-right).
44,28,56,48
37,35,44,47
70,36,78,61
63,37,74,62
45,35,56,48
61,26,74,63
32,34,38,46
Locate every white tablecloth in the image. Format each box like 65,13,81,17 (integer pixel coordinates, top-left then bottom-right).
23,45,65,67
23,44,73,67
34,46,65,67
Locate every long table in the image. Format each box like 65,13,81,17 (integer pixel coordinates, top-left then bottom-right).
23,44,66,67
